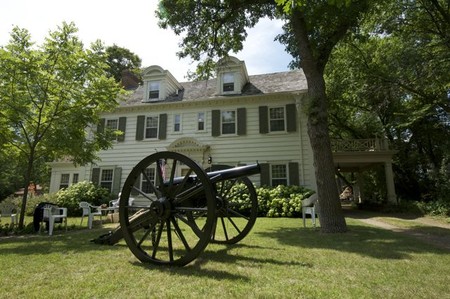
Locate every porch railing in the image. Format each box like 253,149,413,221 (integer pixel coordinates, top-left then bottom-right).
331,138,389,152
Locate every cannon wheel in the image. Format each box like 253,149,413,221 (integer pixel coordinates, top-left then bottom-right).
206,165,258,244
119,151,216,266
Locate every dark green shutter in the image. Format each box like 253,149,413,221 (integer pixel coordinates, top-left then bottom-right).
259,106,268,134
97,118,105,134
212,110,220,137
286,104,297,132
237,107,246,136
112,167,122,195
117,117,126,142
91,168,100,186
159,113,167,140
136,115,145,140
260,163,270,187
288,162,299,185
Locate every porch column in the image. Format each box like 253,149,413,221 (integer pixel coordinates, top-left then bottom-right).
384,161,397,204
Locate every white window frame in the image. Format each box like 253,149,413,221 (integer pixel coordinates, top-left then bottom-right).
72,173,79,184
221,110,236,135
100,168,114,192
59,173,70,189
197,111,206,132
270,163,288,186
148,81,160,101
269,106,286,132
173,114,182,133
145,115,159,139
106,118,119,140
140,167,156,194
59,173,79,190
222,72,235,93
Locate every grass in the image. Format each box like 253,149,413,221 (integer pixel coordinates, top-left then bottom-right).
1,216,449,298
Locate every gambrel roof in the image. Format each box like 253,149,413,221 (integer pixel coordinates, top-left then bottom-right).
120,69,307,107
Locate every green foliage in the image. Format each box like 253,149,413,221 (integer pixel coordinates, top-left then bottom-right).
414,201,450,217
325,0,450,204
105,44,142,83
56,181,111,216
0,22,123,227
256,185,314,217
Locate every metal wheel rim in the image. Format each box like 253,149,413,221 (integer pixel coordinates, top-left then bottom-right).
119,151,215,266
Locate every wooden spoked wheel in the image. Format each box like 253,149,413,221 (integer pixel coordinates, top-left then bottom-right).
119,152,216,266
206,165,258,244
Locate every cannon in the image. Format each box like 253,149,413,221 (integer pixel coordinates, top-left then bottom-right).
95,151,260,266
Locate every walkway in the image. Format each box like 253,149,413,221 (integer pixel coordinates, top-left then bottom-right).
344,209,450,251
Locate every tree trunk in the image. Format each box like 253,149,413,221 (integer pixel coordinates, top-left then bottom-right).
18,151,35,229
292,10,347,233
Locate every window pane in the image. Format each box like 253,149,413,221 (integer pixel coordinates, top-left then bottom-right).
149,81,160,99
269,107,285,132
271,164,287,186
72,173,79,184
174,114,181,132
141,168,156,194
106,119,118,130
145,116,159,138
198,112,205,131
60,174,70,189
221,111,236,134
223,73,234,92
100,169,114,191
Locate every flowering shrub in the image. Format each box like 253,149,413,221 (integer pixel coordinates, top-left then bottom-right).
256,185,314,217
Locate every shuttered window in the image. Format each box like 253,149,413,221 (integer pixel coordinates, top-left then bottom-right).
259,104,297,134
91,167,122,195
212,108,246,136
259,162,300,186
135,114,167,140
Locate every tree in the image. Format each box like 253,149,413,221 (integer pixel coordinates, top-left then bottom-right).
325,0,450,203
0,22,122,228
157,0,379,232
105,44,142,83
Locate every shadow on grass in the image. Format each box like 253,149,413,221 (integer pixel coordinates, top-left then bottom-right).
254,222,448,260
0,227,118,256
129,242,313,281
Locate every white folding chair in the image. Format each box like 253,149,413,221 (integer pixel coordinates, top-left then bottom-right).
41,205,67,235
302,194,319,227
79,201,102,229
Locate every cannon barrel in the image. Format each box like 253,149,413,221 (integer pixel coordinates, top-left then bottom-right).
165,163,260,186
206,163,260,183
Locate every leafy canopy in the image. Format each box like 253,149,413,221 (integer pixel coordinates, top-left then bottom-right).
0,22,123,166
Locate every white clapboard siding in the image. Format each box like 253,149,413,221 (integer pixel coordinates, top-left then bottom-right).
49,68,317,194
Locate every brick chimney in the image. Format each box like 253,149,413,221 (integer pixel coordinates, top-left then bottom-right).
121,69,141,90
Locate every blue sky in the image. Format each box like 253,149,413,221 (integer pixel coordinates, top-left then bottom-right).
0,0,294,81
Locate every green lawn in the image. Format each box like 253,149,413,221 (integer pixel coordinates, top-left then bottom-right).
1,217,449,298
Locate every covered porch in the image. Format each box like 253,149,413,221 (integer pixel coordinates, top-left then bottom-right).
331,138,398,204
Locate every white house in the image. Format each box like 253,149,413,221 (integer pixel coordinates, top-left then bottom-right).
48,56,315,195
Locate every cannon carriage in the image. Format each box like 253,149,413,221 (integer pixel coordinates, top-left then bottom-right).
99,151,260,266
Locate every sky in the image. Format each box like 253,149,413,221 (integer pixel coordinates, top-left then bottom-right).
0,0,294,81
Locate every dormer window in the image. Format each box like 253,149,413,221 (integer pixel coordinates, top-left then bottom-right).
141,66,182,103
216,56,248,95
223,72,235,92
148,81,160,100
